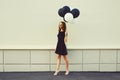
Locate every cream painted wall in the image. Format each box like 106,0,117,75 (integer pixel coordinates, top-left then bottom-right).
0,49,120,72
0,0,120,49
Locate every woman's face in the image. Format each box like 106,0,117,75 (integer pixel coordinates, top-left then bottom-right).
59,22,63,29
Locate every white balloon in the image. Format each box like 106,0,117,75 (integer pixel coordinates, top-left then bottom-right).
64,13,74,23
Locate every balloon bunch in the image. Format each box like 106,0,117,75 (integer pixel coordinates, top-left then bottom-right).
58,6,80,23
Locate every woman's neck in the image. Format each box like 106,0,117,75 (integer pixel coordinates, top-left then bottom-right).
60,29,64,32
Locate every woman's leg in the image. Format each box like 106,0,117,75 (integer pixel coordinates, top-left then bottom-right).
63,55,69,75
54,54,61,75
56,54,61,71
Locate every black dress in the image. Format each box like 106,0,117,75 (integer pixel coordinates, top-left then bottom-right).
55,31,67,55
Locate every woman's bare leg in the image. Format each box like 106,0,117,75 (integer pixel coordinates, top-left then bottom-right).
56,54,61,71
63,55,69,75
54,54,61,75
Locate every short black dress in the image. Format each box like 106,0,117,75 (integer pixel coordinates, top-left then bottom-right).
55,31,67,55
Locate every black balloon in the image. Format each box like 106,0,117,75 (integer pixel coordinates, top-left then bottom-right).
58,8,64,17
62,6,70,16
58,6,71,17
71,8,80,18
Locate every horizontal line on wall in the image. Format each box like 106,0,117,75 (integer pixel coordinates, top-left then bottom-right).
1,48,120,50
4,63,30,65
83,63,100,64
83,63,117,64
4,63,50,65
99,63,117,64
31,63,50,65
51,63,82,65
3,63,120,65
117,63,120,64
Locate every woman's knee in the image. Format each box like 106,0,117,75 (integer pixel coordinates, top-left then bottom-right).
57,54,61,59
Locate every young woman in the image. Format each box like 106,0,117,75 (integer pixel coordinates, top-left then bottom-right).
54,21,69,76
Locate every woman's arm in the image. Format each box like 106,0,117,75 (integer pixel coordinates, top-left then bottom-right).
64,32,68,43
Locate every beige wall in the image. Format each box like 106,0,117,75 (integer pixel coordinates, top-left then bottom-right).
0,49,120,72
0,0,120,72
0,0,120,48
